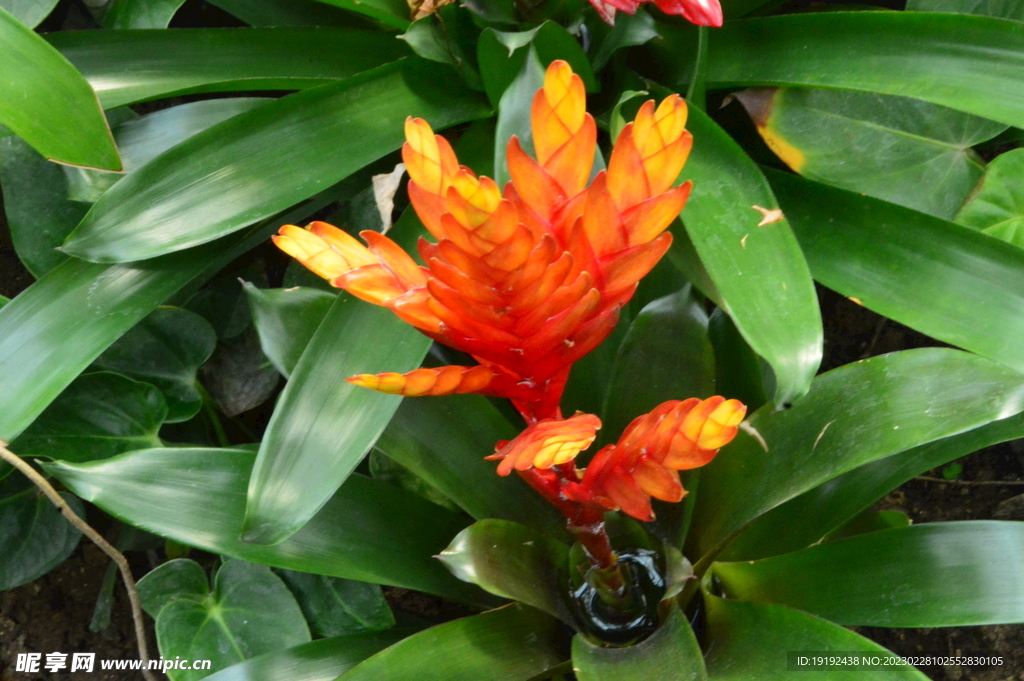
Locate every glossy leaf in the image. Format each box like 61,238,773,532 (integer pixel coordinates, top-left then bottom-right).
0,7,120,170
200,328,281,417
46,448,490,604
244,284,335,377
703,595,929,680
601,287,715,445
306,0,409,29
337,606,563,681
145,559,310,681
708,308,768,412
678,104,822,406
824,509,910,542
376,395,566,536
0,0,58,27
736,87,1006,219
905,0,1024,19
49,28,408,109
688,348,1024,559
137,558,210,618
201,631,414,681
92,307,216,422
63,60,489,263
103,0,185,28
0,134,86,277
493,46,544,188
369,450,460,511
439,520,572,623
724,411,1024,561
242,295,432,545
400,4,482,89
0,490,83,590
275,569,395,637
715,521,1024,627
9,372,165,464
699,13,1024,131
771,169,1024,376
206,0,374,28
955,148,1024,246
572,606,706,681
591,10,659,71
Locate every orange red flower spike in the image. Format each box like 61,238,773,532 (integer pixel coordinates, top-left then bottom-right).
485,413,601,476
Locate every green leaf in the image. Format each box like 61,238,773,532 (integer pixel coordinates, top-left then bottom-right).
376,395,566,536
955,148,1024,246
723,412,1024,561
438,519,572,623
572,606,706,681
63,60,489,263
703,595,929,680
493,46,544,189
337,606,563,681
0,135,87,277
200,631,414,681
8,372,165,464
677,104,822,406
400,4,482,90
600,286,715,445
824,509,910,542
275,570,395,637
0,489,83,590
688,348,1024,560
147,559,311,681
714,521,1024,627
49,28,410,109
200,327,281,417
65,98,271,203
244,284,335,377
103,0,185,28
708,308,768,412
207,0,375,28
0,0,58,27
137,557,209,617
0,7,120,170
591,10,659,72
699,13,1024,131
46,448,490,604
305,0,410,29
771,169,1024,377
736,87,1006,219
242,294,431,545
369,450,460,512
905,0,1024,19
92,307,216,422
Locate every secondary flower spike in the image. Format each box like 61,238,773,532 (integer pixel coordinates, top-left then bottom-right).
588,0,722,27
275,59,694,424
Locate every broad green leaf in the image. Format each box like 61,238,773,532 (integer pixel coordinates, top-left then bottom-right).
275,569,395,637
137,558,209,617
147,559,310,681
696,13,1024,131
736,87,1006,219
244,284,335,377
400,4,482,89
591,10,659,71
103,0,185,28
66,98,271,203
678,104,822,406
337,606,563,681
63,60,489,263
9,372,165,464
201,631,414,681
306,0,410,29
376,395,566,536
0,7,120,170
92,307,216,422
0,135,86,277
905,0,1024,19
0,0,58,27
438,519,572,623
49,28,409,109
45,448,491,604
206,0,375,28
572,606,706,681
771,169,1024,376
369,450,460,511
715,521,1024,627
493,46,544,188
600,287,714,445
0,490,83,590
824,509,911,542
200,327,281,417
703,595,929,680
708,308,768,412
242,295,431,545
688,348,1024,560
955,148,1024,246
724,412,1024,561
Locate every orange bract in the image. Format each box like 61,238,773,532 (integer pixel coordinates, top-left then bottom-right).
485,412,601,476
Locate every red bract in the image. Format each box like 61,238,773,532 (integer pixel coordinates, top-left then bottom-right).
588,0,722,27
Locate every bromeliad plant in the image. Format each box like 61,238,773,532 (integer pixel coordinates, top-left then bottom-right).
4,0,1024,679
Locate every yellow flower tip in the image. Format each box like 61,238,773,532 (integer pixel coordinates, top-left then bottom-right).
346,374,381,390
346,372,409,394
543,59,575,103
490,413,602,476
695,398,748,450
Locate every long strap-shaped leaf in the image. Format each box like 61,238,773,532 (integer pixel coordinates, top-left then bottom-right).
0,7,120,169
770,169,1024,376
306,0,410,30
714,521,1024,627
704,12,1024,128
63,60,490,263
687,348,1024,560
45,448,492,605
49,28,408,109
